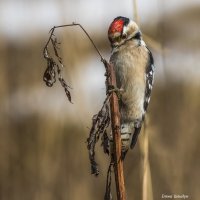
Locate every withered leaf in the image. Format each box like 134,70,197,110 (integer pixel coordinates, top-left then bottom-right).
87,96,110,175
43,58,56,87
43,33,72,103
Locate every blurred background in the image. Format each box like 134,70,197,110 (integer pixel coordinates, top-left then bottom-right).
0,0,200,199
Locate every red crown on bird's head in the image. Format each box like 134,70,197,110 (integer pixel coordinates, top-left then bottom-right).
108,19,124,35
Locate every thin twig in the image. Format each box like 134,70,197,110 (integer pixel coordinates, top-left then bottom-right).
43,23,105,103
43,23,104,61
104,161,113,200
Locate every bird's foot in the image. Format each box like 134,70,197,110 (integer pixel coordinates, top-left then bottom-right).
107,85,124,99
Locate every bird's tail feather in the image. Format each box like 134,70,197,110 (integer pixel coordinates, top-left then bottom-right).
130,127,142,149
108,123,141,159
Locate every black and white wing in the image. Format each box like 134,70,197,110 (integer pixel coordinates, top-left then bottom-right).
144,47,155,113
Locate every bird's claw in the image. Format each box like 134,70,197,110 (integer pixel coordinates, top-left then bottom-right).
107,85,124,99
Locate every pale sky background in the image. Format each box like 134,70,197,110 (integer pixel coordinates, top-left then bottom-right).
0,0,199,39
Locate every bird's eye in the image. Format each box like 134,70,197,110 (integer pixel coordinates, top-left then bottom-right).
114,35,121,42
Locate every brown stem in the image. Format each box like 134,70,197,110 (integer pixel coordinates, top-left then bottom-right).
43,23,104,61
104,60,126,200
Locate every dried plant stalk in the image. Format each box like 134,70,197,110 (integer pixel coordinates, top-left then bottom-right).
104,61,126,200
42,23,126,200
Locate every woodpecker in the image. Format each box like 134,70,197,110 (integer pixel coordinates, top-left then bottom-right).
108,16,155,158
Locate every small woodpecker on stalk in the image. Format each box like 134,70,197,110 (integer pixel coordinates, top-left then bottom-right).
108,16,155,159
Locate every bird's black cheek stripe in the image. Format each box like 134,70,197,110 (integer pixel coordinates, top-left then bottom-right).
133,32,141,40
123,17,130,26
